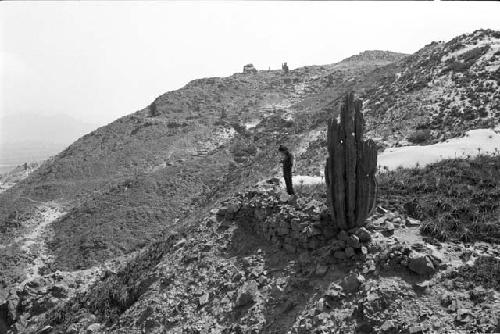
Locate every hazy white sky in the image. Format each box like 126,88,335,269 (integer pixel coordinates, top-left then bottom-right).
1,1,500,126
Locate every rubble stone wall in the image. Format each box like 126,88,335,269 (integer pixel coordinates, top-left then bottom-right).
215,181,372,259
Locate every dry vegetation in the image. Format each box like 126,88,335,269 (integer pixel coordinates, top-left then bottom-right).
378,154,500,243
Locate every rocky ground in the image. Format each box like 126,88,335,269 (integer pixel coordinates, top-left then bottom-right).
364,29,500,147
5,181,496,334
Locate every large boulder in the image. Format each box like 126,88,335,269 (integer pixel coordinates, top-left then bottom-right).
408,254,436,276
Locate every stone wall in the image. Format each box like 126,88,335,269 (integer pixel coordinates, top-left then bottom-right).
214,180,372,260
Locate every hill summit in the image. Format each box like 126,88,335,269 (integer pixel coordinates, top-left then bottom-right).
340,50,407,63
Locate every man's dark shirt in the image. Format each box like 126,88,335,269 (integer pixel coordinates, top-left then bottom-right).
281,152,293,171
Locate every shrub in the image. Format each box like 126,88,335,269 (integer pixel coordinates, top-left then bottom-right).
378,155,500,243
408,129,431,144
148,102,159,117
166,121,188,128
231,141,257,157
443,60,468,73
460,45,489,63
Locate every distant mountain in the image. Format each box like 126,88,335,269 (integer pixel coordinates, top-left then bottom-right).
0,113,98,168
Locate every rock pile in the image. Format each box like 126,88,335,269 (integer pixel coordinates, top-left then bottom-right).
214,180,373,262
370,237,442,277
0,266,113,334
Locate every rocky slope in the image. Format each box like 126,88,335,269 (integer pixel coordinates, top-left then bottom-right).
363,29,500,147
294,29,500,174
12,180,500,334
1,30,500,333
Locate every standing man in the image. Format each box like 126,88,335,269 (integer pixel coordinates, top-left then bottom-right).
278,145,295,195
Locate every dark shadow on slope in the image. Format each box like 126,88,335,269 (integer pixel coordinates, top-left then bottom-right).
224,223,357,334
42,231,183,333
224,225,312,334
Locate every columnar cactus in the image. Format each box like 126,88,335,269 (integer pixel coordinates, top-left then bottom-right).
324,93,377,230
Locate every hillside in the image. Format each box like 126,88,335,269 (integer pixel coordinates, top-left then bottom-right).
294,29,500,174
19,166,500,333
364,29,500,147
0,50,404,272
1,30,500,334
0,162,41,194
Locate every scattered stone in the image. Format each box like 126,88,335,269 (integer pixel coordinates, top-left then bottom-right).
405,218,421,227
411,243,426,252
235,280,258,307
379,320,396,332
360,246,368,256
226,203,241,215
408,325,424,334
355,227,372,242
199,292,210,306
455,308,474,324
174,238,187,250
279,193,291,203
346,235,360,248
383,222,395,236
38,326,53,334
470,287,487,304
323,283,344,305
414,280,432,292
341,273,365,293
408,254,436,276
86,323,103,333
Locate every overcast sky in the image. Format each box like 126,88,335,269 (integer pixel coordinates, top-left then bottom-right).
1,1,500,126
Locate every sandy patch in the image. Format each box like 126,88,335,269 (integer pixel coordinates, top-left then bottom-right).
378,127,500,170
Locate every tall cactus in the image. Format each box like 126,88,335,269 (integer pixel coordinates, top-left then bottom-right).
325,93,377,230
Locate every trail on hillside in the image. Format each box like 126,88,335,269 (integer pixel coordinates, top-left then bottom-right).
1,202,138,334
18,204,64,283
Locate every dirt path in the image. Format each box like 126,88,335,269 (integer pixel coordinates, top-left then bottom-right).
1,202,137,333
17,204,64,284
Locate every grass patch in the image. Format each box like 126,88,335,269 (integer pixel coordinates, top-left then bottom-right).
378,155,500,243
295,182,327,201
445,256,500,290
